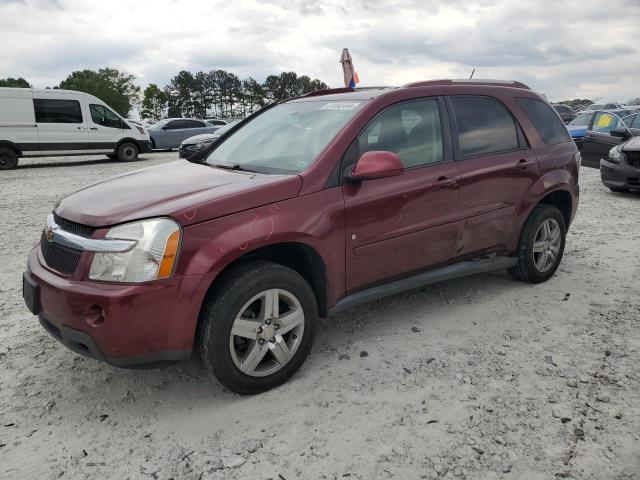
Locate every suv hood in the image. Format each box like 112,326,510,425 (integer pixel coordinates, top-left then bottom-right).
55,160,302,227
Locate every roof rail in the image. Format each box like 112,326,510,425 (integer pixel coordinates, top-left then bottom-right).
404,79,531,90
302,87,355,98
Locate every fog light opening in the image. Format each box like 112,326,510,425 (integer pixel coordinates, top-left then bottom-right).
85,305,105,327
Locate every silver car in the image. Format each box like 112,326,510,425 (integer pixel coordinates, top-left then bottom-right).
148,118,219,149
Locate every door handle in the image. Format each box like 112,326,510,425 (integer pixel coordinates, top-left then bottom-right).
516,159,530,170
432,176,457,188
76,126,84,130
90,127,98,130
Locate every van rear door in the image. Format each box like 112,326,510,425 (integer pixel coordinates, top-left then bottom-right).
0,89,39,154
34,92,88,155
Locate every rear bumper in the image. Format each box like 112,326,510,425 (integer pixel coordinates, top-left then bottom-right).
600,159,640,191
25,246,212,367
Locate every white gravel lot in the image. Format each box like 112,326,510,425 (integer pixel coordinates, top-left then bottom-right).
0,153,639,480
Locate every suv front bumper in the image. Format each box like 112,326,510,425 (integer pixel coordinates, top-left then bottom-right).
24,246,211,368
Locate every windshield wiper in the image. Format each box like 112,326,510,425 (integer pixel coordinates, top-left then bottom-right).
209,163,258,173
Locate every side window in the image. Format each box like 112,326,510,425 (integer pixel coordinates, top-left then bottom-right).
450,96,519,157
355,99,444,168
166,120,185,130
517,97,570,145
184,120,206,128
90,104,123,128
591,112,623,134
631,115,640,129
33,98,83,124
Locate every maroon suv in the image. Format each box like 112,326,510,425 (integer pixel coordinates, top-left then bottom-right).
23,79,580,394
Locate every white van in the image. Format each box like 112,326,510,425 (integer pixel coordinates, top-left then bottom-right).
0,88,152,170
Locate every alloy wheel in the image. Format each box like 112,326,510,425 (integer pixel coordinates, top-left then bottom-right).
532,218,562,272
229,289,305,377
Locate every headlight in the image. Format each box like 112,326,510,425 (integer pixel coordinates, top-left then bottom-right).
184,140,214,151
89,218,181,282
608,145,625,164
134,125,146,134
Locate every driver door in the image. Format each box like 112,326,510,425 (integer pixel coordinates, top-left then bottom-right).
342,97,460,293
582,112,628,166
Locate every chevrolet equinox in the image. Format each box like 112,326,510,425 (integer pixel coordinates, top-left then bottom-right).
23,79,580,394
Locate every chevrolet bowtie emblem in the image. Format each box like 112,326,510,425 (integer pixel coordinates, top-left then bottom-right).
45,226,55,242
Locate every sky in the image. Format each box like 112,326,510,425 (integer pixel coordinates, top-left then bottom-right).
1,0,639,103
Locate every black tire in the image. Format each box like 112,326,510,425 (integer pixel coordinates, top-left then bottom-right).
609,187,627,193
198,261,318,394
510,204,566,284
116,142,139,162
0,147,19,170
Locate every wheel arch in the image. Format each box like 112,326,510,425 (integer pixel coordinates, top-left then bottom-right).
198,240,329,320
0,140,22,156
116,137,143,153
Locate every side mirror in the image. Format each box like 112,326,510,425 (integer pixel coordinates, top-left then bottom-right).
610,128,631,139
345,151,404,183
162,125,170,130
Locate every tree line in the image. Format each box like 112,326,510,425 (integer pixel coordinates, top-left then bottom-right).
0,69,328,122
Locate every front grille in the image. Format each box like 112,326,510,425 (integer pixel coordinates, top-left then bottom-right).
40,215,95,275
627,152,640,168
54,213,95,238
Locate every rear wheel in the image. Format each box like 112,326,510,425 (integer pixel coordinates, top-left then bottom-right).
116,142,139,162
510,204,566,283
198,261,318,394
0,147,19,170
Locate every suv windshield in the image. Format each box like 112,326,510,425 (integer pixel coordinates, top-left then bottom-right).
206,100,365,174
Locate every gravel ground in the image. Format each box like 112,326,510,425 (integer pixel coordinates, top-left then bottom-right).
1,154,639,480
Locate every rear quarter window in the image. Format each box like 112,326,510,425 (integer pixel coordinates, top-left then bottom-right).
516,98,570,145
450,96,520,158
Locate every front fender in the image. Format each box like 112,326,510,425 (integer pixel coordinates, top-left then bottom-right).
177,188,347,306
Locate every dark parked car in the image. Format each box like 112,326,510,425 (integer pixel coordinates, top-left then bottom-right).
23,79,579,394
580,112,640,167
553,104,576,123
569,109,635,152
148,118,218,149
179,121,240,159
601,134,640,192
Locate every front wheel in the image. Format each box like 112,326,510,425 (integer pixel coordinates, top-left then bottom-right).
116,142,139,162
198,261,318,394
510,204,566,283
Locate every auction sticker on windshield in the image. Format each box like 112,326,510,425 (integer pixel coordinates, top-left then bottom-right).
320,102,361,110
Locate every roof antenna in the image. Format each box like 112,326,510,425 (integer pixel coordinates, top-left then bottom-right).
469,68,476,79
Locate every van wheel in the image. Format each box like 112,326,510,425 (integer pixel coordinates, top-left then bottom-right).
510,204,566,283
116,142,139,162
198,261,318,394
0,147,19,170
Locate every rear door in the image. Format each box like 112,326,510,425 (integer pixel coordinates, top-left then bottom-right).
343,97,460,292
0,89,39,154
581,112,626,167
87,103,127,152
449,95,539,257
33,92,88,154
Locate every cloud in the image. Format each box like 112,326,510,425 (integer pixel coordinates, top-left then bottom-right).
0,0,638,102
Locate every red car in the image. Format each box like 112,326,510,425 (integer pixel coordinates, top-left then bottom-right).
23,79,580,394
